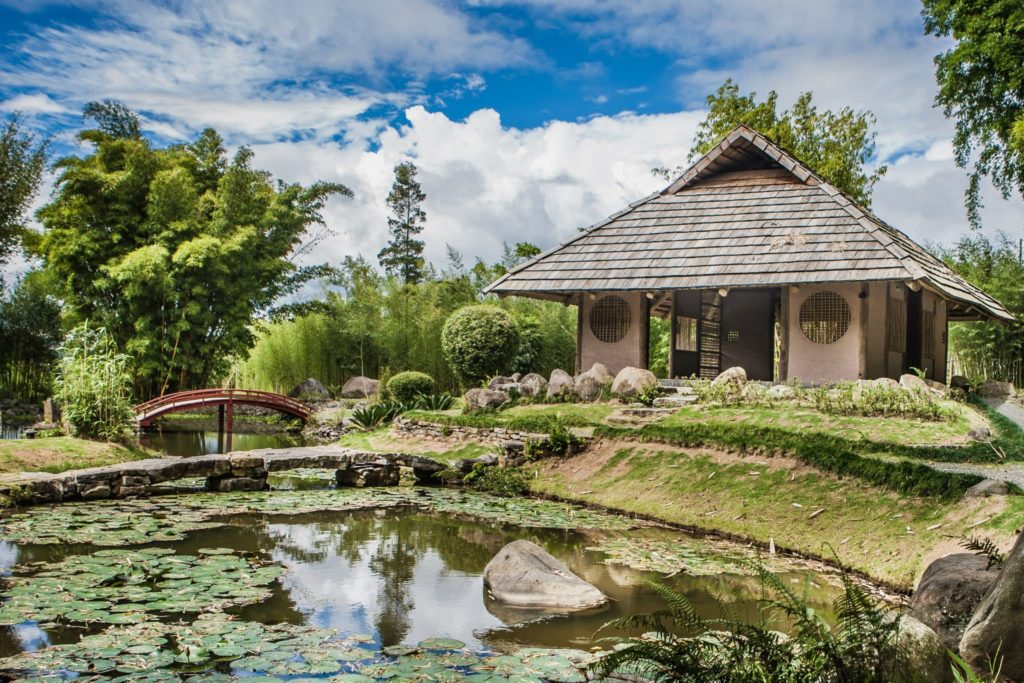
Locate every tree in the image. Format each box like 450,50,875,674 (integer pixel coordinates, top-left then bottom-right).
0,114,48,268
441,305,519,386
35,101,352,397
664,80,886,206
0,271,63,402
378,161,427,284
923,0,1024,227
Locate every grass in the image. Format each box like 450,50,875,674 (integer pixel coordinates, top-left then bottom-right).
0,437,153,475
335,428,497,463
403,402,614,433
530,443,1024,588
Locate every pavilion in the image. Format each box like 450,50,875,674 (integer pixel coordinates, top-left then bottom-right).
485,125,1012,384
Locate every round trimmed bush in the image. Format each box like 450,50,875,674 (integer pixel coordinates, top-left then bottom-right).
442,305,519,385
386,371,435,402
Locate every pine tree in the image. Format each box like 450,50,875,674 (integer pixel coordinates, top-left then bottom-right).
378,162,427,284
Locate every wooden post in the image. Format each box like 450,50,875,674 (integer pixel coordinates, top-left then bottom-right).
575,293,583,375
218,404,225,434
778,286,789,381
858,283,869,379
225,399,234,453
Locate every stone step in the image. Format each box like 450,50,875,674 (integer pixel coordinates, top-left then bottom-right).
652,395,697,408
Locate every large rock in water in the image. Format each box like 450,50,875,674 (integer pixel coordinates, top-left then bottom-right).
574,363,614,402
611,367,657,398
340,376,379,399
519,373,548,398
289,378,331,401
484,540,608,610
960,533,1024,678
909,553,998,650
546,369,575,400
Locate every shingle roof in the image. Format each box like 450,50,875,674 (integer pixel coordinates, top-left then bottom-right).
486,125,1012,322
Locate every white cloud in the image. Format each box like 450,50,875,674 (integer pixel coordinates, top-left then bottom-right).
0,92,69,115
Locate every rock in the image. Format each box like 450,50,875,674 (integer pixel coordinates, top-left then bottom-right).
873,377,901,390
546,369,575,400
899,374,933,393
519,373,548,398
926,379,951,395
483,540,608,610
464,388,510,412
963,479,1009,498
909,553,999,650
894,615,954,683
611,367,657,398
767,384,795,399
207,476,267,493
574,364,614,402
951,375,971,391
42,398,60,424
81,483,111,500
653,395,697,408
968,427,992,442
289,377,331,401
977,379,1015,398
741,383,768,400
488,375,516,390
712,366,747,386
341,376,379,399
511,373,522,382
335,463,400,487
960,532,1024,678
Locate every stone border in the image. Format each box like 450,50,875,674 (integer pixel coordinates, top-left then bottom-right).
0,446,447,507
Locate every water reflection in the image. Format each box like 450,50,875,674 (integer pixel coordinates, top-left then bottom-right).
139,429,304,456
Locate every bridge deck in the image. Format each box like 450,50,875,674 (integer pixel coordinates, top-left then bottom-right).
135,389,312,426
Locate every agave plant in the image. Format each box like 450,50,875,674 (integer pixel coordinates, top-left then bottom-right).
349,400,407,431
413,393,456,411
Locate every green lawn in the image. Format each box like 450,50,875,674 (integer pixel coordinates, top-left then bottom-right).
0,437,152,475
403,402,614,432
335,428,497,463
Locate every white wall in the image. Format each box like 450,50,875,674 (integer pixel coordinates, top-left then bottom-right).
579,292,647,376
785,283,863,383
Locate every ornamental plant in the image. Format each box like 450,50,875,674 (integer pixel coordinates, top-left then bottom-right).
386,371,435,402
441,305,519,386
54,323,135,440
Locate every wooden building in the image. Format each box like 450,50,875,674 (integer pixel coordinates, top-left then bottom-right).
486,126,1012,384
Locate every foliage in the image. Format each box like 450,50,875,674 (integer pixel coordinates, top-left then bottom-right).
0,272,63,402
960,535,1006,571
635,382,663,407
35,102,351,397
648,316,670,378
349,401,407,431
950,649,1003,683
53,323,135,440
923,0,1024,227
378,161,426,284
938,233,1024,385
0,114,48,267
386,370,435,403
441,304,520,386
414,392,455,411
667,80,886,206
810,383,952,421
592,564,905,683
463,464,530,496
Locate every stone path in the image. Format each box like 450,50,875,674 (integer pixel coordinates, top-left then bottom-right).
0,446,448,506
922,397,1024,489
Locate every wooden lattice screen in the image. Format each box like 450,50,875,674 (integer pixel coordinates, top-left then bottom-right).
589,295,631,343
799,291,851,344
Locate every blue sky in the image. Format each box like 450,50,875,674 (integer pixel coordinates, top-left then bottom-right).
2,0,1022,274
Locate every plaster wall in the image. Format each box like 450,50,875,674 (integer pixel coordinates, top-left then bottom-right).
785,283,863,383
578,292,648,376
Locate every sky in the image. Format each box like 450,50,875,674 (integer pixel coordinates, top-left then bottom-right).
2,0,1023,282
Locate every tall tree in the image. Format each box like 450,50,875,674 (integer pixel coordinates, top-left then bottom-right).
0,114,48,268
923,0,1024,227
666,80,886,206
378,161,426,284
35,101,352,397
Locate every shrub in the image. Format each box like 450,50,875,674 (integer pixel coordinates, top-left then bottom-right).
54,323,135,440
811,382,952,421
349,400,407,430
441,305,519,385
414,393,456,411
386,371,435,402
464,464,530,495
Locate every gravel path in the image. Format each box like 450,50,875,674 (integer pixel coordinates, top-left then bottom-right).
923,397,1024,488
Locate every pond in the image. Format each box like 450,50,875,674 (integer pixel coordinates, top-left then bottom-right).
138,429,305,457
0,483,844,680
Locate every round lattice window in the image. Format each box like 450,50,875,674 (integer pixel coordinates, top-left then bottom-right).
799,291,851,344
590,295,631,343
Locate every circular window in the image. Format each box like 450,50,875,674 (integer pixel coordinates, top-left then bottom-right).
590,295,631,343
799,291,851,344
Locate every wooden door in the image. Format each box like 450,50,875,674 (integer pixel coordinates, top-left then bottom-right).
720,289,774,381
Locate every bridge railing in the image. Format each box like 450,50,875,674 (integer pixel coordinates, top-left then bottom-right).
134,389,313,421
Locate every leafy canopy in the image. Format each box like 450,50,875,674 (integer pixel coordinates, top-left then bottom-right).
36,101,352,397
923,0,1024,227
441,304,519,386
674,80,886,206
0,114,48,267
378,161,427,285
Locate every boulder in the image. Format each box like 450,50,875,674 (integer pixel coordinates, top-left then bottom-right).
960,532,1024,678
767,384,796,400
712,366,747,387
968,427,993,442
611,367,657,398
547,369,575,400
512,373,522,382
574,364,614,402
963,479,1009,498
341,376,379,399
977,379,1015,399
290,378,331,401
899,373,932,393
909,553,999,650
519,373,548,398
950,375,971,391
464,388,510,412
894,615,953,683
488,375,516,390
873,377,901,390
483,540,608,610
926,379,951,395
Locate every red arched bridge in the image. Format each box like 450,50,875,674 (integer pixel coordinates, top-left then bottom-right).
134,389,313,430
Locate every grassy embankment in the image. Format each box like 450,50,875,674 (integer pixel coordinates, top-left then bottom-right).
0,437,152,475
391,400,1024,587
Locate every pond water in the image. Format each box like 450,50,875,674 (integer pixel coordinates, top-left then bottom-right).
138,429,305,457
0,484,844,680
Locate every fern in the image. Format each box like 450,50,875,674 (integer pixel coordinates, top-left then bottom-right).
960,535,1006,570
